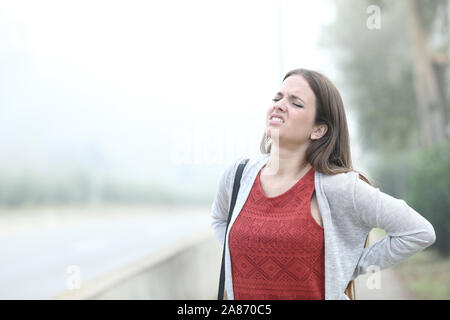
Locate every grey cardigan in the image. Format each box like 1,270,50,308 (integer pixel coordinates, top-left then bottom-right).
210,153,436,300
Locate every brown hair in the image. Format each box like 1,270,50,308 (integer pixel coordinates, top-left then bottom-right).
260,68,372,299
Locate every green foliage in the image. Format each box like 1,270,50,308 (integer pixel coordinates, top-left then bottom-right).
370,140,450,256
393,249,450,299
406,140,450,256
367,150,417,198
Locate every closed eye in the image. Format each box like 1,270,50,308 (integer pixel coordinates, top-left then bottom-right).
272,98,303,108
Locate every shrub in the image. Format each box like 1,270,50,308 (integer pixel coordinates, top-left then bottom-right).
406,140,450,256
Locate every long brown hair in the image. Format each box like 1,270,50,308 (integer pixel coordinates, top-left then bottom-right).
260,68,372,300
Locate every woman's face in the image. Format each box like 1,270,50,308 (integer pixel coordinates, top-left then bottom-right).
266,74,321,146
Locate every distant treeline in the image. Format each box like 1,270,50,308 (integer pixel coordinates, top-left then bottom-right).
0,171,212,208
369,140,450,257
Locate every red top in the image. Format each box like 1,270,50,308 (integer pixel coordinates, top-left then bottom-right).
229,166,325,300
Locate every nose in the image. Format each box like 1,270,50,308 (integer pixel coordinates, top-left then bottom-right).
273,98,287,112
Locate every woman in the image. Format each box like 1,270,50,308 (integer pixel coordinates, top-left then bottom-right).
210,68,436,300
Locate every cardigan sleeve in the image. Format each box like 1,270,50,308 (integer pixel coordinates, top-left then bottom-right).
350,175,436,280
210,158,242,243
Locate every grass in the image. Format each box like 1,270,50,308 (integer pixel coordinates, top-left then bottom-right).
367,228,449,300
392,249,450,300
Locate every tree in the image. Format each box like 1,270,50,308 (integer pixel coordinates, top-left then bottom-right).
406,0,448,147
320,0,449,153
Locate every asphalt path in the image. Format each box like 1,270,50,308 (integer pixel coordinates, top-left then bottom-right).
0,205,211,299
0,206,413,300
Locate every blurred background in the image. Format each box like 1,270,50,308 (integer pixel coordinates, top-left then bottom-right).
0,0,448,299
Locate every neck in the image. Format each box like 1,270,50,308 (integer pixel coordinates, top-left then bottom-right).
263,142,312,179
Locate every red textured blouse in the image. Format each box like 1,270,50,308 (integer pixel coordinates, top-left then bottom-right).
229,166,325,300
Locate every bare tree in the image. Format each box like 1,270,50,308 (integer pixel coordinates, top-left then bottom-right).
406,0,448,148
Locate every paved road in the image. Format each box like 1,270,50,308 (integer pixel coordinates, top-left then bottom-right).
0,205,211,299
0,207,415,300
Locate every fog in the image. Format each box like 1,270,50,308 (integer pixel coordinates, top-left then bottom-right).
1,0,366,203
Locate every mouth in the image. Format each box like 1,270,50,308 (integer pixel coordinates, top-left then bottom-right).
268,114,285,125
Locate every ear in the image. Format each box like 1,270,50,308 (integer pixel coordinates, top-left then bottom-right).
310,124,328,140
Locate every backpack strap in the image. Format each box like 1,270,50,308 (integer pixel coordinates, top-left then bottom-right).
217,158,250,300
